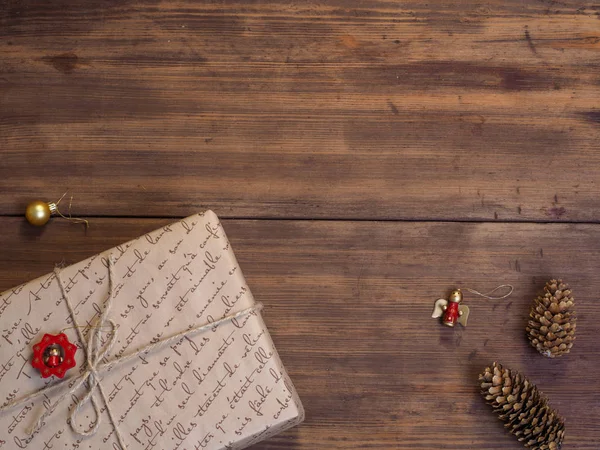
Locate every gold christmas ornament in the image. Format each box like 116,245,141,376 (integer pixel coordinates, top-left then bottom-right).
526,279,576,358
25,200,56,226
431,289,470,327
25,193,89,228
431,285,513,328
479,362,565,450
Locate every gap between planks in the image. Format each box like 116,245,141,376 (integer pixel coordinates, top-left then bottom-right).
2,213,600,225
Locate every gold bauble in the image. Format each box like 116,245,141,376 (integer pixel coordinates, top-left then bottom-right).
25,201,52,226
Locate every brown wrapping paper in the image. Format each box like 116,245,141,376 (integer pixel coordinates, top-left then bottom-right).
0,211,304,449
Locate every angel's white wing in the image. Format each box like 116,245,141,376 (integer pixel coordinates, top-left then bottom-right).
431,299,448,318
457,304,470,327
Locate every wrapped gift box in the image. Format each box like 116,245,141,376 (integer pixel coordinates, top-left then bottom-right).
0,211,304,449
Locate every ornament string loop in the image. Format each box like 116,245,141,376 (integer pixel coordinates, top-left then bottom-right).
0,256,263,449
464,284,514,300
52,191,90,228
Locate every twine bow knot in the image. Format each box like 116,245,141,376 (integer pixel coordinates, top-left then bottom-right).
27,259,133,447
32,300,120,438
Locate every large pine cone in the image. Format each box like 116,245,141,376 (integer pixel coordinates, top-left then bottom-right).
526,279,576,358
479,362,565,450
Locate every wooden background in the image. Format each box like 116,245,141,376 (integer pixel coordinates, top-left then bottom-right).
1,0,599,448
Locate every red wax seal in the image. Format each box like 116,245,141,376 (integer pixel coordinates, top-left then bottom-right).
32,333,77,379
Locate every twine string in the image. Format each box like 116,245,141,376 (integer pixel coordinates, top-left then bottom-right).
0,256,263,449
53,192,89,228
464,284,514,300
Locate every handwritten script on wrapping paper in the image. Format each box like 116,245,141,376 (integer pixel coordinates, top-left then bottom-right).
0,211,304,450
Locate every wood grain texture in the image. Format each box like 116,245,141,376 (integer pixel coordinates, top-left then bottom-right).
0,217,599,449
3,1,600,449
2,0,600,220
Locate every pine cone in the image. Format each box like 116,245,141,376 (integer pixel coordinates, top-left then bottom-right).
526,279,576,358
479,362,565,450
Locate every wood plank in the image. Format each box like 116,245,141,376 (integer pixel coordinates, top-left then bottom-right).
2,1,600,220
1,217,598,449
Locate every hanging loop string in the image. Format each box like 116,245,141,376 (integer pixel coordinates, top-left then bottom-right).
464,284,514,300
0,256,263,449
51,191,89,228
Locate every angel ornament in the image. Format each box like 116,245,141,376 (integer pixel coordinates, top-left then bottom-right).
432,289,469,327
431,285,513,328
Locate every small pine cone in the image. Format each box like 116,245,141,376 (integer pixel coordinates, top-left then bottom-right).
526,279,576,358
479,362,565,450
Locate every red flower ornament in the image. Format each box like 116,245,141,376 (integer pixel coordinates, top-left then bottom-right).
32,333,77,379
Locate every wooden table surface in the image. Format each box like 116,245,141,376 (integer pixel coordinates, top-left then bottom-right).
2,1,600,448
